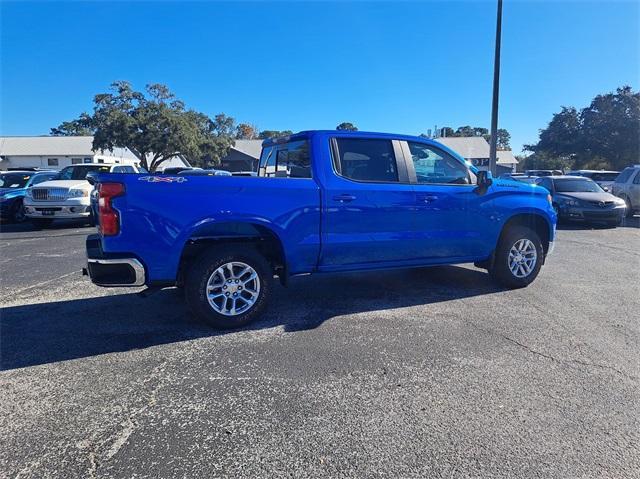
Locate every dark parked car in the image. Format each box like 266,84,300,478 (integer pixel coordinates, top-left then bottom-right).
177,169,232,177
526,169,563,177
499,173,540,185
536,175,627,226
162,167,200,175
0,170,58,222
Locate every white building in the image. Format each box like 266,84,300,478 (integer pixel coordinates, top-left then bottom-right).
436,136,518,174
0,136,189,171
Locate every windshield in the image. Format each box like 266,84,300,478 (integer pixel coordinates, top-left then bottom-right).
555,178,603,193
0,173,32,188
59,165,112,180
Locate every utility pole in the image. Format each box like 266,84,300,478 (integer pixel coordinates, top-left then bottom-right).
489,0,503,176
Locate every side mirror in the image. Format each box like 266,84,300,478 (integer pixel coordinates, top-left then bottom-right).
474,170,493,195
86,173,96,186
477,170,493,187
603,186,609,192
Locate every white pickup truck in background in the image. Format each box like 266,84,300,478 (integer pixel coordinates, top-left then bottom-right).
24,163,143,227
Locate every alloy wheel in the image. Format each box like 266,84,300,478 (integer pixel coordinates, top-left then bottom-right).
206,261,261,316
507,238,538,278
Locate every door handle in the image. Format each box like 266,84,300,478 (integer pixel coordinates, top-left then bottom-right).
332,194,356,203
420,195,439,203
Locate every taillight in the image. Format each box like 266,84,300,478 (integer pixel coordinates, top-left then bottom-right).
98,182,125,236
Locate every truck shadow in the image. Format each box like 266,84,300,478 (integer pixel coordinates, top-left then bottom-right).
1,265,503,370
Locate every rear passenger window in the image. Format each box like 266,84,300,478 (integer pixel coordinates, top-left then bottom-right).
633,171,640,184
333,138,398,182
259,141,311,178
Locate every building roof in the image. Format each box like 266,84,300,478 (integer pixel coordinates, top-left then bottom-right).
436,136,517,165
0,136,131,157
0,136,94,156
436,137,489,160
496,149,518,165
232,139,263,159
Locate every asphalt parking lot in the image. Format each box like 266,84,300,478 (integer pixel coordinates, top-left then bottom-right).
1,219,639,478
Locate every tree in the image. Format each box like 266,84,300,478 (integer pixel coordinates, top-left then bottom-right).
495,129,511,150
336,122,358,131
258,130,294,139
580,86,640,170
440,127,455,138
524,106,582,162
517,152,574,172
52,81,235,171
50,113,94,136
235,123,259,140
525,86,639,171
438,125,511,150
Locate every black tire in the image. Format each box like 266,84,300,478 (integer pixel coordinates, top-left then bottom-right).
624,197,634,218
489,225,544,289
87,211,96,227
184,246,273,329
11,199,27,223
31,218,53,228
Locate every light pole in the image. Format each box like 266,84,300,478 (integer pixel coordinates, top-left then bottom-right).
489,0,503,176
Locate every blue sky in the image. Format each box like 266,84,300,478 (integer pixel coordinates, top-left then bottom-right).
1,1,638,153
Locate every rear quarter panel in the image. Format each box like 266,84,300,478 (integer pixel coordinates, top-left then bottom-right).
97,174,321,282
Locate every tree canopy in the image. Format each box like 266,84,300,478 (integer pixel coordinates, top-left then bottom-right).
235,123,259,140
258,130,294,139
336,122,358,131
51,82,235,171
435,125,511,150
525,86,639,171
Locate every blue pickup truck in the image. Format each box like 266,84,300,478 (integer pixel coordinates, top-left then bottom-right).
86,130,556,329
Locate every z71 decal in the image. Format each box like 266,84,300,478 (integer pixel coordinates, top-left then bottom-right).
138,176,187,183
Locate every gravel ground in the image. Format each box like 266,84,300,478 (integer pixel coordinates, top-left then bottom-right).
1,218,639,478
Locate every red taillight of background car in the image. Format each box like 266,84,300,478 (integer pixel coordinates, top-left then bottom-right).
98,182,125,236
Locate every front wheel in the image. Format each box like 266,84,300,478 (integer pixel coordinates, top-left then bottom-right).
624,197,634,218
185,246,273,329
11,199,27,223
489,226,544,289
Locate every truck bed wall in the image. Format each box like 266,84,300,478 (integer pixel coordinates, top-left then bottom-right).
99,174,321,282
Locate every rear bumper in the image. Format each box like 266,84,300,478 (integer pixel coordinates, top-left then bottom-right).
85,234,146,287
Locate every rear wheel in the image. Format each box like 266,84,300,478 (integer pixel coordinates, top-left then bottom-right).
185,246,272,329
489,226,543,289
31,218,53,228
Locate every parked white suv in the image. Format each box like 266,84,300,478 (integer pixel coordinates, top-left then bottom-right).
24,164,142,227
611,165,640,218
